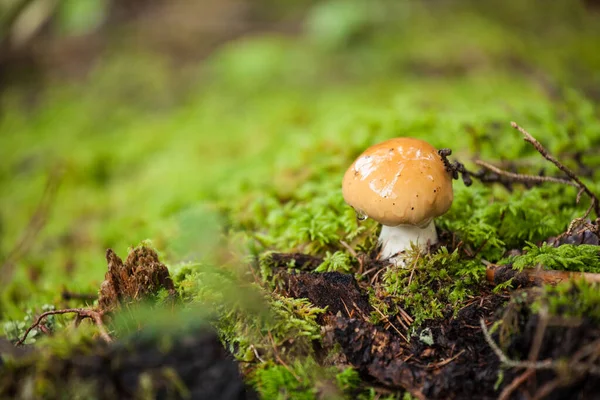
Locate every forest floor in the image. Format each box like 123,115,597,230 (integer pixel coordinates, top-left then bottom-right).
1,1,600,399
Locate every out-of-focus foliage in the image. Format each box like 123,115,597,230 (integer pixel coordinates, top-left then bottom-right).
1,0,599,315
56,0,107,36
535,280,600,322
1,0,108,47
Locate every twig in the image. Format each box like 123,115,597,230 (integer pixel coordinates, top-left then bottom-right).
532,378,569,400
480,318,552,370
474,160,576,187
480,318,600,375
398,306,414,324
249,344,265,363
530,335,600,399
339,240,358,259
440,123,600,225
440,149,536,191
426,350,465,370
369,266,387,286
38,323,52,336
373,305,408,342
528,307,548,363
16,308,111,346
340,298,353,318
511,122,600,218
438,148,473,186
267,331,300,381
499,369,536,400
523,306,549,392
566,209,594,234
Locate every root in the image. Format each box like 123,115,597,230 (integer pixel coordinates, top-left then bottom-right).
480,317,600,398
16,308,111,346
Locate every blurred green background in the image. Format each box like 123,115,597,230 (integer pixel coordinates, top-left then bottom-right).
1,0,599,319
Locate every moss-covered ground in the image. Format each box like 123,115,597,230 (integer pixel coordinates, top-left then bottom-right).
1,1,600,398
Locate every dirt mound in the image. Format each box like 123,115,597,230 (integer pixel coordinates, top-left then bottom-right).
0,326,256,400
271,256,600,399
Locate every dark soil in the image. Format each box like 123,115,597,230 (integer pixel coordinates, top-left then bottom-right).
0,326,257,400
271,253,600,400
500,292,600,400
1,246,254,399
327,292,513,400
285,272,372,322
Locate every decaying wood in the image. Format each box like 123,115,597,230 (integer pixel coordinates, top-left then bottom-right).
99,247,176,313
17,246,177,346
486,263,600,287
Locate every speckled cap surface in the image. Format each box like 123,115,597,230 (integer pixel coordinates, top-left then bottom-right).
342,137,453,226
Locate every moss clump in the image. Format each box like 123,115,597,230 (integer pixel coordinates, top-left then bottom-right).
508,242,600,272
315,251,354,273
236,179,373,255
381,248,486,327
172,261,325,364
438,184,582,261
2,0,600,398
252,358,326,400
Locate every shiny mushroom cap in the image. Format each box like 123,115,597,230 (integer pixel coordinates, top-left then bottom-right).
342,137,453,226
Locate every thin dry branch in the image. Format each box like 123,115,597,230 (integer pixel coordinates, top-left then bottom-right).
267,330,300,382
499,369,536,400
440,149,542,191
510,122,600,218
441,122,600,226
474,160,576,187
532,378,573,400
16,308,111,346
373,305,408,342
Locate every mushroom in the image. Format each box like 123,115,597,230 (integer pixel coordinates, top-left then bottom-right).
342,137,453,264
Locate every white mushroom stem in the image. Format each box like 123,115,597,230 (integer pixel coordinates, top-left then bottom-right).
378,220,438,264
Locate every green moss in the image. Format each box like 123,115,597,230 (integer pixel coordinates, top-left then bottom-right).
381,248,486,327
334,366,361,393
508,243,600,272
438,184,582,262
239,179,372,255
2,0,600,398
253,359,321,400
535,280,600,322
315,251,354,273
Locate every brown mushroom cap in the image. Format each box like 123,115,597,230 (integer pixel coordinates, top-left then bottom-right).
342,137,453,226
